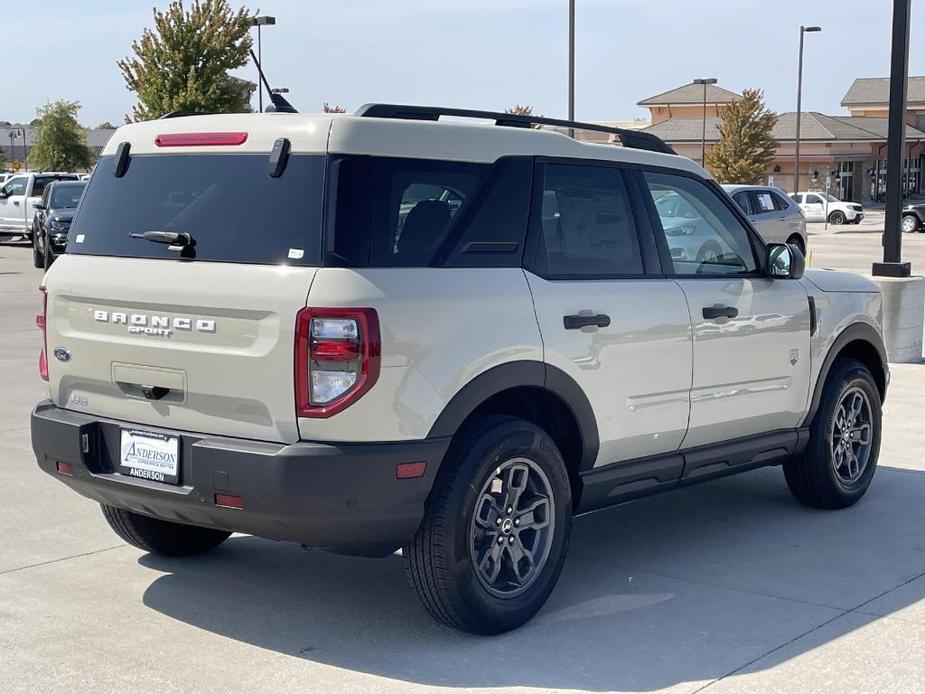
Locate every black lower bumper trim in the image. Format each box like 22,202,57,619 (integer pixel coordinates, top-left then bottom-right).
31,401,449,557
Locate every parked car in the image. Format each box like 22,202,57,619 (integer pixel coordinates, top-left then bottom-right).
0,172,16,185
900,202,925,232
0,172,79,239
32,106,888,635
792,191,864,225
723,184,807,255
31,180,86,268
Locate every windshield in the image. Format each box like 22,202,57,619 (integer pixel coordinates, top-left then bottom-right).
69,154,325,265
50,182,86,208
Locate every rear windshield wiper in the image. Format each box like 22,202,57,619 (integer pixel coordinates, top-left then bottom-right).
130,230,194,246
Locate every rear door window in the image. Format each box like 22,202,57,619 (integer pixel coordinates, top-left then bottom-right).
68,154,325,266
732,191,753,215
531,162,643,277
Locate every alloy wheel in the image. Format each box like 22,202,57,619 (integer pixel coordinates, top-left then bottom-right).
831,386,873,484
469,457,555,598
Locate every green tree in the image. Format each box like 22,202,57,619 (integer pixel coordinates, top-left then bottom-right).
27,101,93,171
96,121,117,130
118,0,254,121
705,88,778,184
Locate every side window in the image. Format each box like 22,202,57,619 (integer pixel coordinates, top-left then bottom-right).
806,194,823,205
751,191,776,214
32,176,53,198
1,176,27,197
790,194,803,204
371,158,486,266
732,191,753,215
41,185,52,207
329,156,530,268
531,163,643,277
644,171,757,276
770,191,792,211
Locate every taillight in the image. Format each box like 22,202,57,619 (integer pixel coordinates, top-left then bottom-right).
295,308,380,418
37,286,48,382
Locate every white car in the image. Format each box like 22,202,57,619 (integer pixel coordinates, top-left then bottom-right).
0,171,79,238
792,191,864,225
31,105,888,634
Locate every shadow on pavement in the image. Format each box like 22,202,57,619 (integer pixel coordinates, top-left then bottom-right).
139,464,925,692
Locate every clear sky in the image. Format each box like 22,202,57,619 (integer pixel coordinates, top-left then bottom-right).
5,0,925,127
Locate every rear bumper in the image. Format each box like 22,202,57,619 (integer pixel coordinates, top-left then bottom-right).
31,401,449,557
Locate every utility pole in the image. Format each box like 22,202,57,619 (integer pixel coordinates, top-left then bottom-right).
874,0,912,277
694,78,717,166
793,25,822,195
568,0,575,137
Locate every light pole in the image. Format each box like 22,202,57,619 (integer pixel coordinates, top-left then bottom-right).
8,129,19,170
271,88,289,95
21,127,27,171
568,0,575,137
794,25,822,195
693,78,717,166
250,15,276,112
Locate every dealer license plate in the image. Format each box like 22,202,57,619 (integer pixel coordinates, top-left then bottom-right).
119,429,180,485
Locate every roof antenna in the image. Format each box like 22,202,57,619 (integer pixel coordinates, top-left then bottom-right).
249,49,297,113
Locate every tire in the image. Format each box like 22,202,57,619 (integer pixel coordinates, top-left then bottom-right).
901,214,919,233
100,504,230,556
828,210,846,225
31,232,43,268
784,359,881,509
404,416,572,634
43,238,54,270
786,235,806,257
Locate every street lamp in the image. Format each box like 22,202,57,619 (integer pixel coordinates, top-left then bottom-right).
271,88,289,94
250,15,276,112
793,25,822,195
8,129,20,170
693,78,717,166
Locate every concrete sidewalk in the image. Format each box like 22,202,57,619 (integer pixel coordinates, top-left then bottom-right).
2,242,925,694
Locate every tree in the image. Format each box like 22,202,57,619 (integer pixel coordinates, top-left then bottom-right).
705,88,778,184
118,0,254,121
27,100,93,171
96,121,117,130
323,103,347,113
29,117,42,126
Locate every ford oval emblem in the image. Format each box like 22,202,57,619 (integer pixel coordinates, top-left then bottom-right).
53,347,72,363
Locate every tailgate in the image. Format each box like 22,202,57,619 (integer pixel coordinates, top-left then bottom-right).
45,255,315,443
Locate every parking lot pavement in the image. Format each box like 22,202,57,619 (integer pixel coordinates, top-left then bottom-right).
3,241,925,694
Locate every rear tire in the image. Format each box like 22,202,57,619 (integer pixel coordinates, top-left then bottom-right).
101,504,230,556
784,359,881,509
404,416,572,634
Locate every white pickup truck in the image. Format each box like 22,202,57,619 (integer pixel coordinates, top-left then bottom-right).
0,172,78,238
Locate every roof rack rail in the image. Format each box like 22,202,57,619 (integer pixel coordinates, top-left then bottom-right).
353,103,675,155
159,111,210,119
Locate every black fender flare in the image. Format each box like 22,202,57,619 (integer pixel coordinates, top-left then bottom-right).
802,322,888,427
426,360,600,470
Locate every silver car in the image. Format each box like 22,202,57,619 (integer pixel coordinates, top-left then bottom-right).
723,184,807,256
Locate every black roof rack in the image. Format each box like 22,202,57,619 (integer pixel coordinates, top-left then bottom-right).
159,111,210,119
353,103,675,155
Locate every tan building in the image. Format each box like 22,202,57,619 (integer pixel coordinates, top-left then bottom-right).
632,79,925,202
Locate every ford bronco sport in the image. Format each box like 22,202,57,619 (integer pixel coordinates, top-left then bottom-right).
31,105,888,634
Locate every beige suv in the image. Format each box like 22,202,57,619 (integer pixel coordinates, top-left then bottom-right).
32,105,888,634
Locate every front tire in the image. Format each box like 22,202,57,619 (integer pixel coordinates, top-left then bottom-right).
902,214,919,233
784,359,881,509
32,232,44,268
828,211,846,225
404,416,572,634
101,504,230,556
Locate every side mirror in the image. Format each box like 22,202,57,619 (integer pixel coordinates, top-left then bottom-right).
767,243,805,280
0,191,8,200
33,202,45,210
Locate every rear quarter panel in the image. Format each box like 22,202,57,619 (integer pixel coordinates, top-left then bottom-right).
298,268,543,442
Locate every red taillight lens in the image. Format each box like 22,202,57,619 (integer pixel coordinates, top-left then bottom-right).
295,308,381,418
154,132,248,147
37,286,48,382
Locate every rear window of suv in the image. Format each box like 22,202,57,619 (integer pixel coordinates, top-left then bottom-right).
68,154,325,266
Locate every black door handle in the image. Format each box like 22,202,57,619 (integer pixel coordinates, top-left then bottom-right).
564,313,611,330
702,304,739,320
